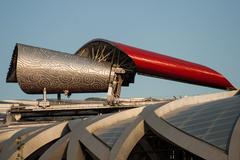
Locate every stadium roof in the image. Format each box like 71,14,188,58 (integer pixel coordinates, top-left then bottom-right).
0,90,239,160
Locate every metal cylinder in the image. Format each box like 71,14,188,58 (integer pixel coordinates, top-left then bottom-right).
7,44,112,94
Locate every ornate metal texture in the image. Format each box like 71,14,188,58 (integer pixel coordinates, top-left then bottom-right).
7,44,112,94
76,39,236,90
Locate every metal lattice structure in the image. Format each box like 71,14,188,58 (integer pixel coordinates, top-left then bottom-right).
0,90,239,160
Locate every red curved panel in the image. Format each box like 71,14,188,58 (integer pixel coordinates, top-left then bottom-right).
108,41,236,90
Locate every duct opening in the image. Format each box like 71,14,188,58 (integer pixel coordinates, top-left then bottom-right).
6,44,19,82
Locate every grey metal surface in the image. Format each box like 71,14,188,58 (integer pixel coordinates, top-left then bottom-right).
7,44,112,94
162,95,240,151
93,117,137,147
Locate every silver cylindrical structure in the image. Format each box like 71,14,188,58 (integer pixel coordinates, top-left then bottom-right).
7,44,112,94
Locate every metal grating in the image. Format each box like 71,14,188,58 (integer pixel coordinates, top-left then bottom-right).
162,95,240,151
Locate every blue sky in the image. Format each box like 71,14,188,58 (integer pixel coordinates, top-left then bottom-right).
0,0,239,100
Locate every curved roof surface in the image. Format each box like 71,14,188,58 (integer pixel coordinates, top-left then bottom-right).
0,90,239,160
163,95,240,151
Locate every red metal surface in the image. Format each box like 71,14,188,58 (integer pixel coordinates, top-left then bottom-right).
111,41,236,90
80,39,236,90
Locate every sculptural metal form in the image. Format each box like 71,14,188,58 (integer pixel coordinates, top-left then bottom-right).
6,39,236,96
77,39,236,90
7,44,112,94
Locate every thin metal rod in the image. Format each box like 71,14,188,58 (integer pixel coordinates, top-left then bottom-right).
43,87,47,102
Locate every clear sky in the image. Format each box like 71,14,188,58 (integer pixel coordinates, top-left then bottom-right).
0,0,239,100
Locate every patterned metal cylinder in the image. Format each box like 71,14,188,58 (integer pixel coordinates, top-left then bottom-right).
7,44,112,94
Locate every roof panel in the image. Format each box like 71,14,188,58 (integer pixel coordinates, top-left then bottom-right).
93,117,137,147
162,95,240,151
